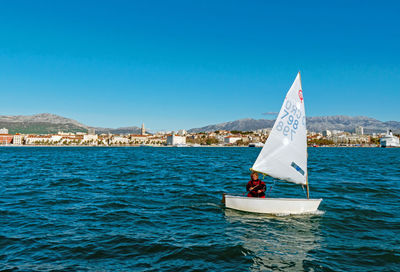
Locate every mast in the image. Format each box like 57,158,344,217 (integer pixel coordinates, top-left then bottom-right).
299,71,310,199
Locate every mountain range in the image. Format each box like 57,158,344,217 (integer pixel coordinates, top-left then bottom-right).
0,113,142,134
188,116,400,134
0,113,399,134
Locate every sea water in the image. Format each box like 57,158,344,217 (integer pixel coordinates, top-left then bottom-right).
0,147,399,271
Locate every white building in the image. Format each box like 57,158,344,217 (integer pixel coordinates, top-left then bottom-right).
322,130,332,137
130,134,149,144
331,134,347,144
166,135,186,145
224,136,242,144
24,135,52,145
13,134,23,145
51,135,63,143
355,126,364,135
83,134,98,142
111,136,129,144
216,135,225,142
0,128,8,134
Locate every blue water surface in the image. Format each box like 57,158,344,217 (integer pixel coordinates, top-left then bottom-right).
0,147,399,271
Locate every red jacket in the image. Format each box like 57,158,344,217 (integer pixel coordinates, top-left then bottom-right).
246,179,266,197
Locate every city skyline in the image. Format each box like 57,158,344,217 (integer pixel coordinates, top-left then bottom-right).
1,1,399,131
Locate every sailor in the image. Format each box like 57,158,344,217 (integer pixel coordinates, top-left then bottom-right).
246,172,266,198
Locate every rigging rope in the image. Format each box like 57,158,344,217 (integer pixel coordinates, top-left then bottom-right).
267,179,276,197
301,185,307,198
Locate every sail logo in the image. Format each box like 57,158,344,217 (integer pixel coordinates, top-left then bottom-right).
291,161,305,176
298,90,303,102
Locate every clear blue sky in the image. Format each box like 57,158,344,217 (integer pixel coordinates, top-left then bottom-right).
1,1,399,131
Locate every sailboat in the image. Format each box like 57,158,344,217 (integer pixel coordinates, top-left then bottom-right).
222,72,322,214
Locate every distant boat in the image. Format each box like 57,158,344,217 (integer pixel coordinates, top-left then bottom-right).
248,142,264,147
380,130,400,148
222,73,322,214
191,143,202,147
175,143,188,147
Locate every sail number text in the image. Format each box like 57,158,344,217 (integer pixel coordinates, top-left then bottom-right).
276,99,305,141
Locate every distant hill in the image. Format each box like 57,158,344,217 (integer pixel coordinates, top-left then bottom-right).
93,126,142,135
189,116,400,133
0,113,144,135
306,116,400,134
0,113,88,134
189,118,275,133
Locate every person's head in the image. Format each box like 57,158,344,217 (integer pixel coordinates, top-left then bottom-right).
251,172,258,180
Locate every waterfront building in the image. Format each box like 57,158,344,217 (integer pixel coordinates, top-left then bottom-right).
111,136,129,145
24,135,52,145
331,134,370,145
331,134,346,144
146,135,166,145
216,135,225,142
51,135,62,143
88,128,96,135
13,134,23,145
224,136,242,144
0,128,8,134
166,135,186,145
0,134,13,145
83,134,98,143
130,134,149,144
24,134,79,145
60,135,84,145
249,136,261,142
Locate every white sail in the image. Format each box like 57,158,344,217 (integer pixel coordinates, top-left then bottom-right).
252,72,307,185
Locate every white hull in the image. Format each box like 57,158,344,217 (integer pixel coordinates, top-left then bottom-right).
380,132,400,148
223,194,322,215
